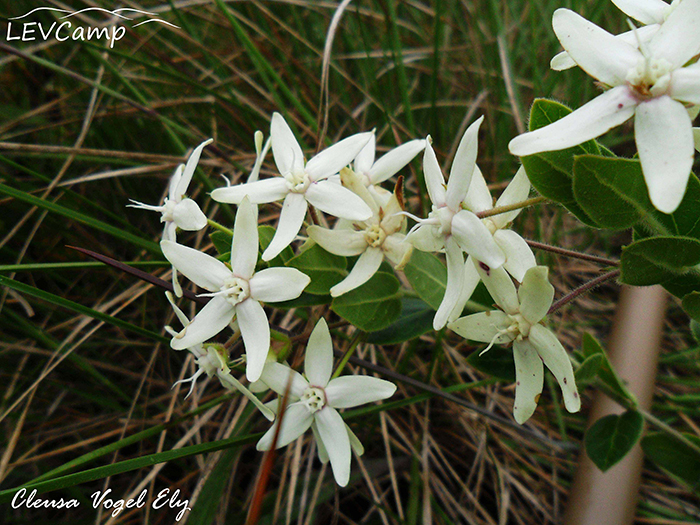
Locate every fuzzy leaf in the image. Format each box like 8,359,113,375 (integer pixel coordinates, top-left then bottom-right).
331,272,401,332
367,298,434,345
620,236,700,287
403,251,446,311
285,243,347,295
585,410,644,472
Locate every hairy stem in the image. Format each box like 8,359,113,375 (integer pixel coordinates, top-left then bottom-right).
475,195,547,219
549,269,621,314
527,239,619,266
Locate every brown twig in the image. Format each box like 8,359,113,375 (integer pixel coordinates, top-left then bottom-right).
526,240,619,267
548,269,621,314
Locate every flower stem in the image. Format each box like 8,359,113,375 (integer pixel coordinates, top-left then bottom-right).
526,240,619,266
475,195,547,219
548,269,621,314
207,218,233,235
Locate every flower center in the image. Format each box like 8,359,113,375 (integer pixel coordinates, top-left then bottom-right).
434,206,455,236
506,313,532,338
626,57,672,98
161,198,177,223
220,275,250,306
284,169,311,193
483,218,498,235
300,386,326,413
197,345,230,377
364,224,387,247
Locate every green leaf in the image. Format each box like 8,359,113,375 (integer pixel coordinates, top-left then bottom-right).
466,346,516,382
258,225,294,266
519,99,599,226
582,333,636,403
620,236,700,287
331,272,401,332
210,230,232,256
585,410,644,472
285,244,347,295
575,353,605,385
642,433,700,489
403,251,446,311
682,291,700,323
274,292,331,309
367,298,434,345
692,320,700,344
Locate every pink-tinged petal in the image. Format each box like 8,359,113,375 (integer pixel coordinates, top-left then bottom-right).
451,210,506,269
529,325,581,414
552,9,641,86
369,139,426,184
236,299,271,382
353,134,376,175
447,116,484,210
448,310,511,343
509,86,638,156
422,139,447,206
168,164,185,200
230,197,259,279
635,96,694,214
474,263,519,315
161,240,230,292
306,132,374,181
493,229,537,283
670,63,700,105
518,266,554,325
256,403,314,450
463,166,493,214
649,0,700,69
249,267,310,302
175,139,213,198
448,256,481,322
262,193,308,261
433,237,464,330
170,296,234,350
315,407,352,486
304,318,334,387
611,0,667,24
492,166,531,228
305,181,373,220
307,225,367,256
325,375,397,408
330,247,383,297
172,199,207,231
211,177,289,205
259,361,308,399
271,112,305,175
512,339,544,424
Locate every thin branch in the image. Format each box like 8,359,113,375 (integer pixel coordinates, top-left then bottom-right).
549,269,621,314
475,196,547,219
526,240,619,267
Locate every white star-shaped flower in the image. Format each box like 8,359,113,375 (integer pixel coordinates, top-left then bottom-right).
256,318,396,486
406,116,506,329
210,113,374,260
509,1,700,213
307,168,412,296
449,265,580,424
160,197,310,382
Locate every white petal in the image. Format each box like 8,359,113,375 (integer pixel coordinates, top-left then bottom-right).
330,247,383,297
339,167,379,215
353,134,375,175
529,325,581,414
168,164,185,200
550,50,576,71
448,310,511,343
447,116,483,210
369,139,426,184
305,181,373,220
262,193,308,261
649,0,700,69
512,339,544,424
236,299,270,382
518,266,554,324
161,240,230,292
271,112,304,175
230,197,259,279
448,256,481,322
346,424,364,456
312,422,330,463
256,403,314,451
163,221,177,243
463,166,493,214
249,267,310,302
422,139,447,206
493,229,537,283
325,376,397,408
407,223,444,252
433,237,464,330
451,210,506,269
306,132,374,181
611,0,667,24
171,297,234,349
260,361,308,399
304,318,334,387
474,263,519,315
165,290,191,328
492,166,531,228
552,9,641,86
670,63,700,106
307,225,367,256
382,234,413,269
211,177,289,205
175,138,213,198
315,407,352,486
509,86,638,156
635,96,694,213
172,199,208,231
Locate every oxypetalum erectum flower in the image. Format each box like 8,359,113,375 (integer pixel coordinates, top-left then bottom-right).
128,139,212,296
210,112,374,261
307,168,412,296
449,265,580,424
406,116,506,330
160,197,310,382
164,292,274,420
256,318,396,486
509,1,700,213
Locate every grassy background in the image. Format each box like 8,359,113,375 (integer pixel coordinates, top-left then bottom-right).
1,0,698,523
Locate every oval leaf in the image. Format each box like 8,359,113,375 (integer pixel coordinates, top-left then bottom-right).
403,251,446,311
641,433,700,489
285,243,347,295
331,272,401,332
585,410,644,472
620,236,700,287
